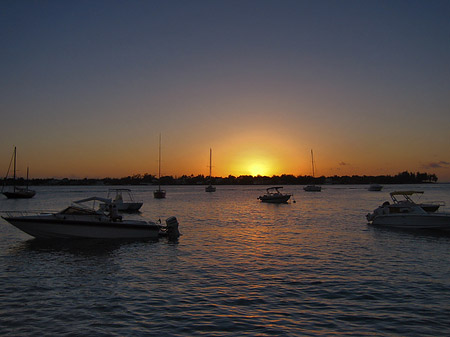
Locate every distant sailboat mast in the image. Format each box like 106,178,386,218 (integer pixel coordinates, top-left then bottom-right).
154,134,166,198
304,149,321,192
13,146,16,192
26,166,30,191
205,148,216,192
209,148,212,179
158,134,162,190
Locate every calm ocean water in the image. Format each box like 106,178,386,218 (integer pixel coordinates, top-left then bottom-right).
1,184,450,336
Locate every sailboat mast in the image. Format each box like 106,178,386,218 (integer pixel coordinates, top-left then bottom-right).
13,146,16,192
209,148,212,178
311,149,315,178
158,134,161,190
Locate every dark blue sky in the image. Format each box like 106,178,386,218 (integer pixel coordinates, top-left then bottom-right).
1,0,449,179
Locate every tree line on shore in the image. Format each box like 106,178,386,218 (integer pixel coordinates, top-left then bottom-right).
3,171,438,186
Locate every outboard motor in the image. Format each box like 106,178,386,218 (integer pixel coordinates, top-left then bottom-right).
165,216,180,240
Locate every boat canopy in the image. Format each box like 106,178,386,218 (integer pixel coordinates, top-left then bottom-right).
58,206,100,215
390,191,424,196
267,186,283,191
74,197,112,204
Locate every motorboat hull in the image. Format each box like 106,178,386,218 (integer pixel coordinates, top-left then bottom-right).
154,190,166,199
3,190,36,199
116,202,143,212
258,195,291,203
2,215,161,239
370,213,450,230
368,184,383,191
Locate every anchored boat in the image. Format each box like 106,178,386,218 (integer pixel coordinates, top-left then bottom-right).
258,186,291,203
2,147,36,199
366,191,449,230
304,149,321,192
1,197,179,240
205,148,216,192
154,134,166,199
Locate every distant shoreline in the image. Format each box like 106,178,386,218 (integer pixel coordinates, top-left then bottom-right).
2,171,439,186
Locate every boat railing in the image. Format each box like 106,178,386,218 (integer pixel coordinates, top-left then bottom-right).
0,210,56,218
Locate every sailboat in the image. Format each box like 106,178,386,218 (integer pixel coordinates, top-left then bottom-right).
205,148,216,192
2,147,36,199
153,134,166,199
304,149,321,192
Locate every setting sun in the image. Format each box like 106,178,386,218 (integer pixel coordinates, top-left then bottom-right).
222,145,280,177
248,162,271,176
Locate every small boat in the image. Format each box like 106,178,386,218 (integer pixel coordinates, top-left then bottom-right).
304,149,321,192
153,189,166,199
101,188,143,212
258,186,291,203
205,148,216,192
368,184,383,191
1,197,180,240
2,147,36,199
303,185,322,192
154,134,166,199
366,192,450,230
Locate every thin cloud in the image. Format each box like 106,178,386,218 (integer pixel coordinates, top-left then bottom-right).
339,162,349,166
423,161,450,169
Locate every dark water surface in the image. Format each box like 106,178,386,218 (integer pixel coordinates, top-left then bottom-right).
1,184,450,336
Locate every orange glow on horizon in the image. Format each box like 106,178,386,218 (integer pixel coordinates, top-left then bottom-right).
3,129,449,181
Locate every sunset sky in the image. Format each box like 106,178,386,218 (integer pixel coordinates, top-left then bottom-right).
1,0,450,181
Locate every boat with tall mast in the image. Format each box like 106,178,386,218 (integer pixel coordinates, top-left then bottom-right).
205,148,216,192
304,149,321,192
154,134,166,199
2,147,36,199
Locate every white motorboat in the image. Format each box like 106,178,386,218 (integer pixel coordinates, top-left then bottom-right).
1,197,180,240
258,187,291,203
101,188,143,212
368,184,383,191
366,193,450,230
